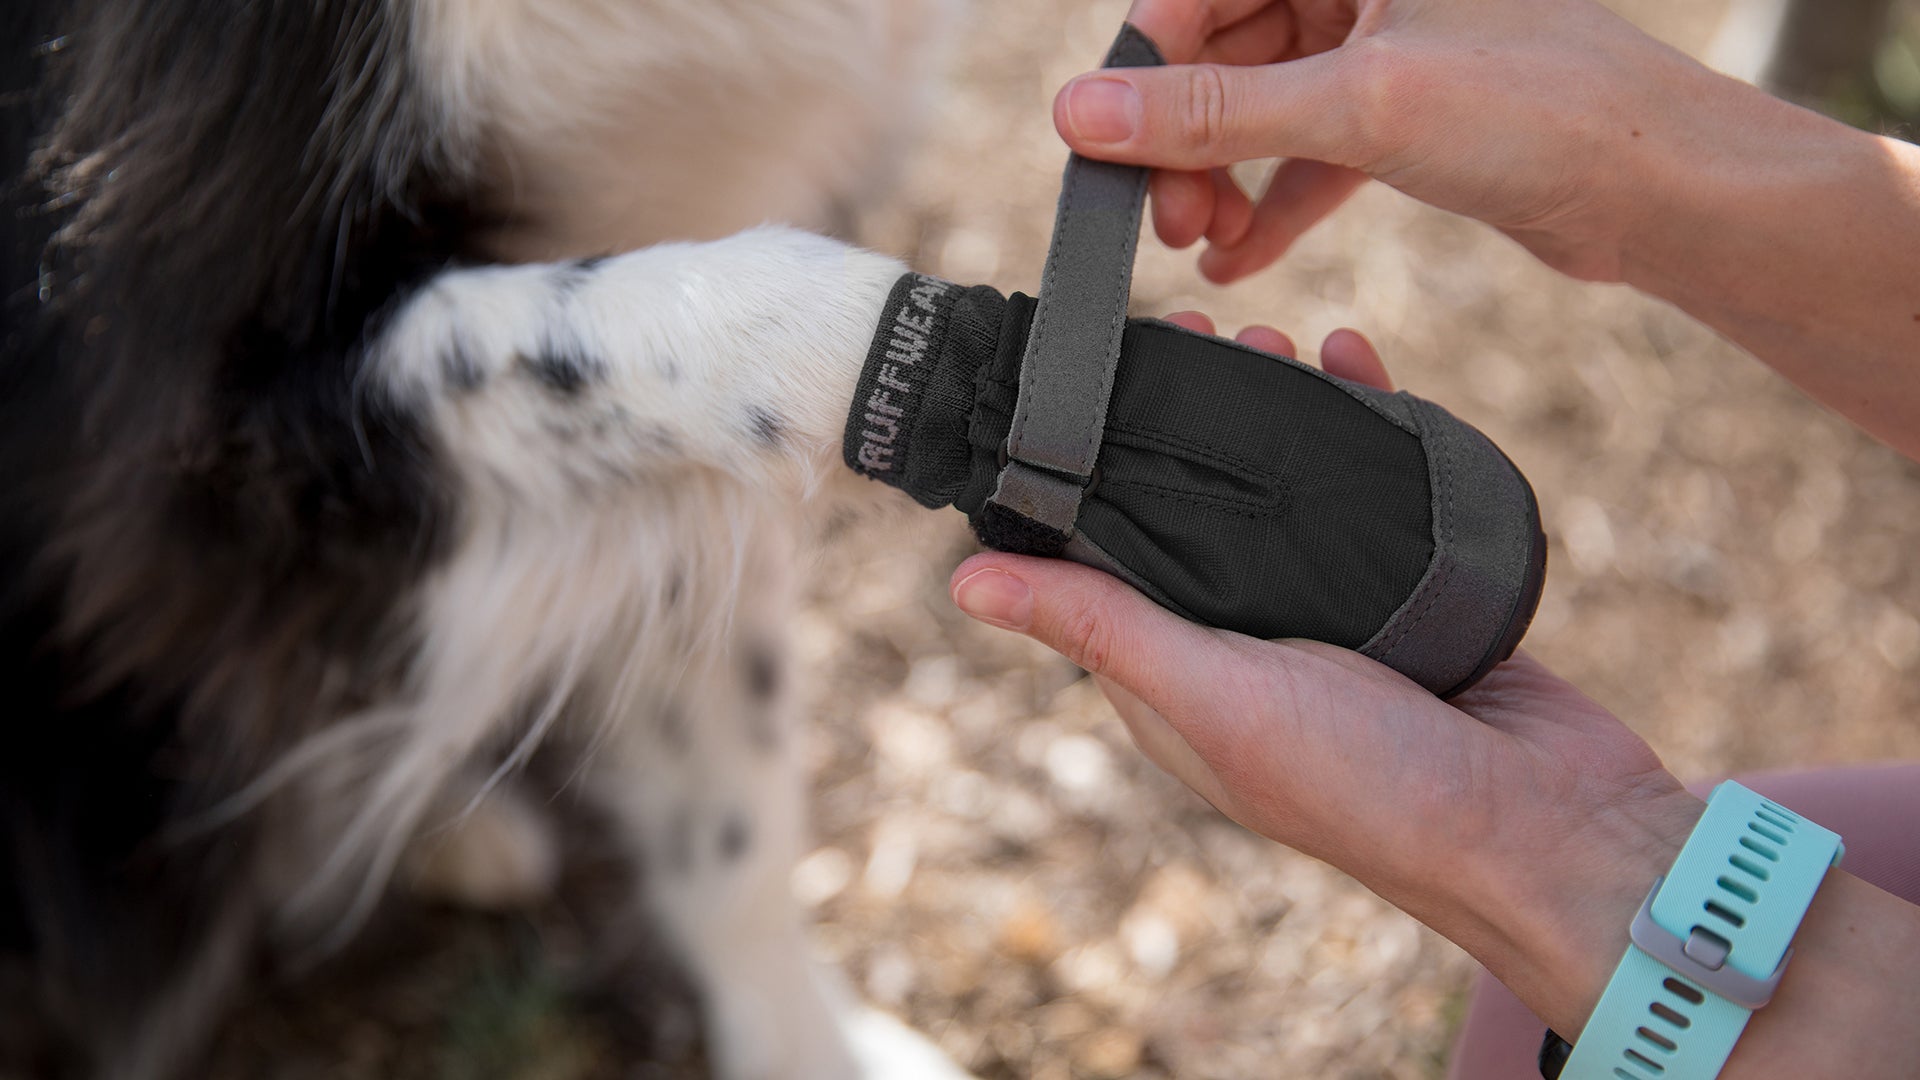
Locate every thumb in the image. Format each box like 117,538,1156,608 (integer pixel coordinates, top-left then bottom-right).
948,552,1236,715
1053,53,1373,172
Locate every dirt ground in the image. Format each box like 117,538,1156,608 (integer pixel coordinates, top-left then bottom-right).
200,1,1920,1078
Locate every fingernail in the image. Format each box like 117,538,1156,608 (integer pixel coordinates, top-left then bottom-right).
952,568,1033,631
1064,77,1141,144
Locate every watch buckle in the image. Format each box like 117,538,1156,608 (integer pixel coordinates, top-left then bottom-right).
1628,875,1788,1010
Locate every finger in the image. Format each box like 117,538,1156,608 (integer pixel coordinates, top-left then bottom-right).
1234,325,1297,356
1319,327,1393,389
1198,158,1370,282
949,553,1243,716
1162,310,1217,335
1203,167,1256,246
1125,0,1277,64
1053,53,1365,171
1150,168,1214,249
1195,4,1306,66
1151,168,1253,255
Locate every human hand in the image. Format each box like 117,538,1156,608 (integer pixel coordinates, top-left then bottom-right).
1152,310,1389,388
1055,0,1731,284
948,319,1705,1032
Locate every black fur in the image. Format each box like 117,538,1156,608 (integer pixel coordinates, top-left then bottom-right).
523,342,601,396
747,404,788,449
1,0,479,1073
442,337,487,393
743,642,782,701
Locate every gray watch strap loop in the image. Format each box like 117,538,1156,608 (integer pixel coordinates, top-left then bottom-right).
984,24,1165,550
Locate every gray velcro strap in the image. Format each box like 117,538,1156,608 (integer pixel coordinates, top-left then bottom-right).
984,24,1165,551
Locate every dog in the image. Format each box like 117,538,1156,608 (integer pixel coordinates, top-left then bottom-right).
0,1,975,1076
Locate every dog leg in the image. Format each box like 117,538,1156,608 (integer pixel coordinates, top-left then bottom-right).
362,225,966,1078
285,225,902,930
575,532,858,1080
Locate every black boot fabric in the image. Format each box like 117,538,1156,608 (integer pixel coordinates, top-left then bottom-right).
845,275,1546,698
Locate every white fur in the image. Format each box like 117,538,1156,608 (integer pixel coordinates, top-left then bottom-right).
245,1,975,1073
377,228,903,496
409,0,956,259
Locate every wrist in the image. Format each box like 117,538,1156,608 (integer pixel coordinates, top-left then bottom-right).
1442,779,1705,1035
1482,787,1920,1080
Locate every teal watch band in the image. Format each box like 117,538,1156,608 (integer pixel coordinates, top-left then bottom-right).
1561,781,1844,1080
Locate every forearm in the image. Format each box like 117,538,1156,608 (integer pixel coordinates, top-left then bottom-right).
1620,65,1920,462
1421,790,1920,1078
1474,56,1920,1071
1496,60,1920,1069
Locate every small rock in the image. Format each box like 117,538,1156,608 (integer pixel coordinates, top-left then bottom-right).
1077,1028,1145,1078
996,899,1062,965
1121,911,1180,980
1875,605,1920,669
866,947,917,1007
1045,734,1113,796
792,847,854,907
862,819,919,900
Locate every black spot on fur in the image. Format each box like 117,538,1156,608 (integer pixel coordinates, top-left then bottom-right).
442,338,484,392
717,814,751,862
520,338,601,396
740,643,783,750
552,254,608,297
746,405,786,449
743,642,781,701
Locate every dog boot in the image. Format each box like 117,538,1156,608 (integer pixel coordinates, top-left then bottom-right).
843,25,1546,697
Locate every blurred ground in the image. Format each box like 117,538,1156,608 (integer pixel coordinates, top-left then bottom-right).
202,1,1920,1077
